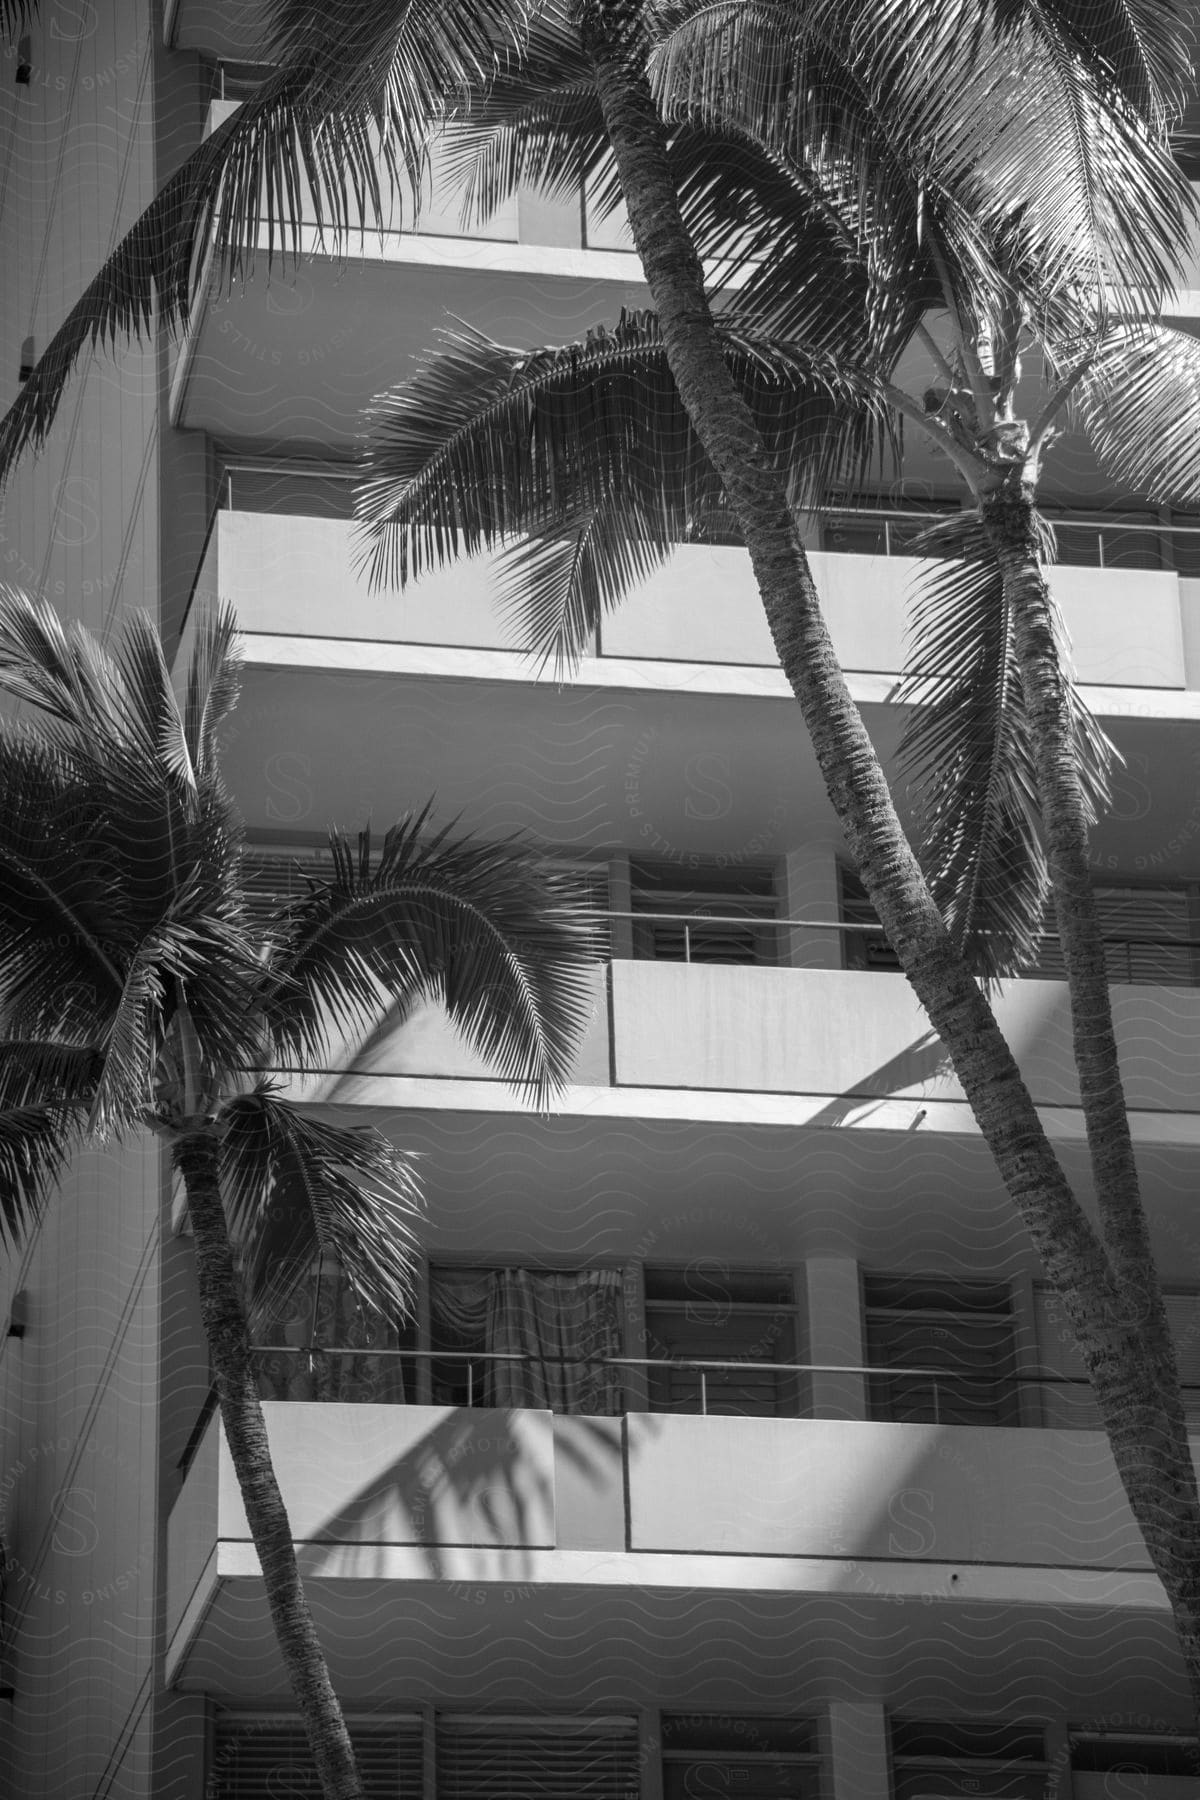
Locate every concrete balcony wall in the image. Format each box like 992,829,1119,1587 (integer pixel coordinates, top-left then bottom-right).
310,964,611,1090
625,1413,1172,1569
168,1404,1200,1624
178,1403,557,1558
609,961,1200,1114
208,513,1189,689
602,546,1187,689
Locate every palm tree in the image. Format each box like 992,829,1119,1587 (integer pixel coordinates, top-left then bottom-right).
4,0,1200,1719
0,591,600,1798
350,0,1200,1710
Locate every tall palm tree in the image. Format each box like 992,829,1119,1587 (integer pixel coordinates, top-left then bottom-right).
0,591,600,1798
4,0,1200,1719
351,0,1200,1711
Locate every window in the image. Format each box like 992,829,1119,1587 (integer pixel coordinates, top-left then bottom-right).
863,1276,1019,1427
644,1267,801,1416
838,867,900,971
429,1266,625,1415
436,1715,640,1799
1034,1287,1200,1429
661,1715,821,1800
210,1713,639,1798
1030,884,1200,988
210,1714,421,1798
250,1252,417,1405
1070,1733,1200,1782
630,860,780,966
890,1718,1050,1800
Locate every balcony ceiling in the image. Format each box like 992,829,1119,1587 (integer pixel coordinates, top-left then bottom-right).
175,242,649,450
175,1573,1188,1720
322,1109,1200,1276
226,663,1200,886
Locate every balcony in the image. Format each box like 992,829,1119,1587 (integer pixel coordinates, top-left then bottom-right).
191,500,1196,692
165,1396,1200,1709
295,950,1200,1127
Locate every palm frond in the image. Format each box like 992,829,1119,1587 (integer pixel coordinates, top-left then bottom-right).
260,810,604,1104
494,504,679,674
356,310,892,664
897,513,1113,981
0,0,529,484
853,0,1193,300
439,3,608,225
980,0,1194,127
1077,323,1200,502
182,603,244,778
1,0,34,39
0,1041,100,1247
218,1083,422,1335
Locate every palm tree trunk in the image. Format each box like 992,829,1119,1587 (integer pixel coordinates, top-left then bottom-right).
979,474,1193,1424
174,1127,365,1800
979,469,1200,1628
578,0,1200,1719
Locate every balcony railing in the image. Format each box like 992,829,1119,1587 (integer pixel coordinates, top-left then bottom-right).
606,910,1200,986
213,467,1200,574
244,1344,1200,1427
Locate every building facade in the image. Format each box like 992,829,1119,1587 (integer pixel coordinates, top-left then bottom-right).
5,2,1200,1794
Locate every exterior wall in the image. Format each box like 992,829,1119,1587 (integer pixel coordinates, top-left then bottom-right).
0,2,164,1791
206,515,1191,689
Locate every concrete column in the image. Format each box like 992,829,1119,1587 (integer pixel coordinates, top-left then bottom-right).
608,853,634,962
778,843,843,969
825,1700,892,1800
805,1257,867,1419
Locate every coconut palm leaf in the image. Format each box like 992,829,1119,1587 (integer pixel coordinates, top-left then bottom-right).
1,0,33,35
897,514,1114,979
356,310,893,664
218,1084,422,1335
493,503,680,673
0,0,529,485
665,0,1192,308
0,1041,99,1244
979,0,1193,124
1076,323,1200,502
439,4,608,224
260,812,603,1103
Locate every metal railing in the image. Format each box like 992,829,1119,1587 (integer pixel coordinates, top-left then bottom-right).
603,908,1200,985
820,504,1200,572
212,472,1200,575
246,1344,1200,1424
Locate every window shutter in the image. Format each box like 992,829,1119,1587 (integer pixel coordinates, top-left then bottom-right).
210,1716,421,1798
1034,1287,1200,1426
241,847,333,919
436,1715,640,1800
1032,885,1198,985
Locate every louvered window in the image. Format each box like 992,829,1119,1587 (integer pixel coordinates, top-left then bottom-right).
863,1276,1019,1427
241,846,333,923
1071,1732,1200,1793
630,860,780,965
661,1714,820,1799
838,868,900,972
1030,884,1200,986
210,1714,421,1797
644,1267,802,1416
890,1717,1050,1800
435,1714,640,1799
1034,1287,1200,1428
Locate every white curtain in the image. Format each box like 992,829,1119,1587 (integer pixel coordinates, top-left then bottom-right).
431,1267,624,1414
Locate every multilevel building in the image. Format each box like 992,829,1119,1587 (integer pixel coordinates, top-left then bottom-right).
4,3,1200,1795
